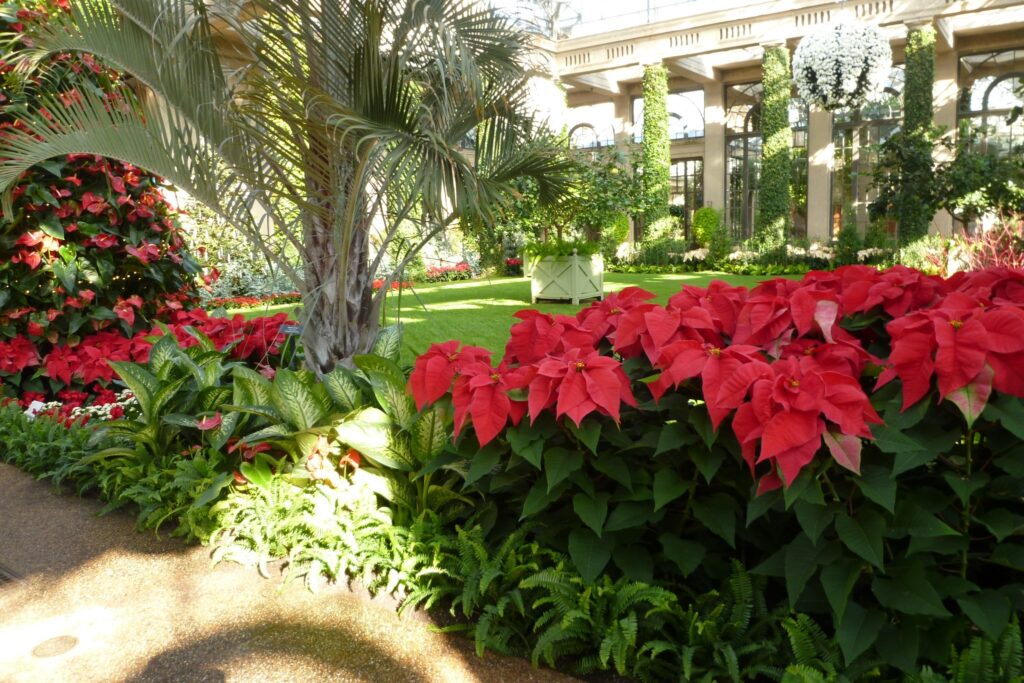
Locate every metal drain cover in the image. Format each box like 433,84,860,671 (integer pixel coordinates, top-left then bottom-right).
32,636,79,658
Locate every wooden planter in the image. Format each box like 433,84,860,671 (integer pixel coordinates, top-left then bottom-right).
529,253,604,305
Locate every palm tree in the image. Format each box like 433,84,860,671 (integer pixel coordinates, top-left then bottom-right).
0,0,568,372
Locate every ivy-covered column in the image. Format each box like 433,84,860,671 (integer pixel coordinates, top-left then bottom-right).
641,63,671,226
896,23,936,244
755,43,792,252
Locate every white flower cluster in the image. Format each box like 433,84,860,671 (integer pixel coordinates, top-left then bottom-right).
25,390,139,424
679,248,709,263
793,23,892,111
727,250,759,262
857,247,887,262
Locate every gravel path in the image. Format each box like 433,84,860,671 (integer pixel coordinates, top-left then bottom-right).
0,463,580,683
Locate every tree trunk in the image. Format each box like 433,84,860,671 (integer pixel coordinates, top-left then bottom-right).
300,215,382,375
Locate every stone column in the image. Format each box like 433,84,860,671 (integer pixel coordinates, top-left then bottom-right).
932,44,959,236
612,93,633,147
702,81,725,210
806,106,833,241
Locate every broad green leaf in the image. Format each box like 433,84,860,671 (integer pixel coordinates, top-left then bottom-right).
688,409,717,449
239,457,273,491
976,508,1024,542
613,545,653,583
690,446,726,483
568,528,612,584
871,562,951,617
820,560,861,624
990,542,1024,569
746,488,782,527
507,425,544,469
193,472,231,509
982,393,1024,440
659,534,705,577
371,324,403,362
411,403,450,463
573,493,610,536
38,214,65,239
784,471,823,510
835,509,886,569
593,453,632,491
147,334,180,380
272,369,326,430
335,408,397,468
895,502,959,538
521,478,561,519
655,421,697,455
544,447,583,492
652,469,690,511
784,533,821,608
567,418,601,454
692,493,737,547
836,602,883,665
465,446,501,485
110,362,160,421
871,424,936,476
876,622,920,673
957,591,1012,640
604,501,654,532
793,500,834,545
353,354,405,386
855,465,897,513
322,366,364,413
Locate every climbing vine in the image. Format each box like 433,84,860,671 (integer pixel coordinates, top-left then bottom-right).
754,45,792,251
641,64,670,226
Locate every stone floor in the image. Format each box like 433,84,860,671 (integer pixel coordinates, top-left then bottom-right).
0,463,580,683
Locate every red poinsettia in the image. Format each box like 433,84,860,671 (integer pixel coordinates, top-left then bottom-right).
576,286,657,339
451,361,531,446
527,347,636,427
409,340,492,410
724,355,881,490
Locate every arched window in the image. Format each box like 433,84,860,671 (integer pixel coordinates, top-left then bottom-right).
958,50,1024,157
566,102,616,148
831,65,905,236
632,90,706,142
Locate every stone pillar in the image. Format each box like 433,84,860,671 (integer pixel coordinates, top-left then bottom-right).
703,81,725,210
612,93,633,147
932,45,959,236
806,106,833,241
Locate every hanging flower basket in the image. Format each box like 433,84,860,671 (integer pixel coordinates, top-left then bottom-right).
792,23,892,111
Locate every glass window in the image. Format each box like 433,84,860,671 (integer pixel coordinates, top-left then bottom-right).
791,98,809,239
958,50,1024,157
830,65,905,236
670,158,704,239
725,83,763,240
633,90,706,142
566,102,616,148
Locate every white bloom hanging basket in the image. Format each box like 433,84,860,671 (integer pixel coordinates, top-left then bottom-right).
792,23,892,111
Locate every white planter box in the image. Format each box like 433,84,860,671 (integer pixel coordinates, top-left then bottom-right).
529,253,604,305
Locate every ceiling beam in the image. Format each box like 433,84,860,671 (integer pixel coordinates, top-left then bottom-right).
666,56,716,83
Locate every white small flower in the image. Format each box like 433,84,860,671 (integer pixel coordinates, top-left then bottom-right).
793,23,892,111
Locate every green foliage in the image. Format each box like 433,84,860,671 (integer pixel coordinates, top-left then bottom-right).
834,221,863,267
755,46,793,252
524,238,601,258
898,234,947,274
641,65,671,223
644,215,679,241
939,124,1024,228
599,212,631,259
693,207,722,248
905,27,936,133
0,401,106,493
635,237,692,266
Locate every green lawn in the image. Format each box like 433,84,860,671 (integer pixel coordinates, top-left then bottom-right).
235,272,775,361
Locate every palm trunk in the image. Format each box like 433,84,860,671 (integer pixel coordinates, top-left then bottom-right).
300,215,382,375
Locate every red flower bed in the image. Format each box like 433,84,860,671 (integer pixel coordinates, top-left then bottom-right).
1,309,294,406
411,265,1024,491
207,292,303,310
425,262,472,283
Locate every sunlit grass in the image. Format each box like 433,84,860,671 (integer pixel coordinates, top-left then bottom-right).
231,272,778,362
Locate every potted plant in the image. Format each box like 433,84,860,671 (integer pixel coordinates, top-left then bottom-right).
525,239,603,305
792,23,892,112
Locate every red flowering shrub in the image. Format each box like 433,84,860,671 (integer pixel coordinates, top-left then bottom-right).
0,0,201,398
408,266,1024,669
424,261,472,283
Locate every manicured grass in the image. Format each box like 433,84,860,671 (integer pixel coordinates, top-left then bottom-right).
233,272,776,361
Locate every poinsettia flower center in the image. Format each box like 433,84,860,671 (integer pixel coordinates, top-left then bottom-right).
708,347,721,357
490,372,501,381
950,319,963,330
789,378,800,388
610,307,622,314
574,361,586,372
